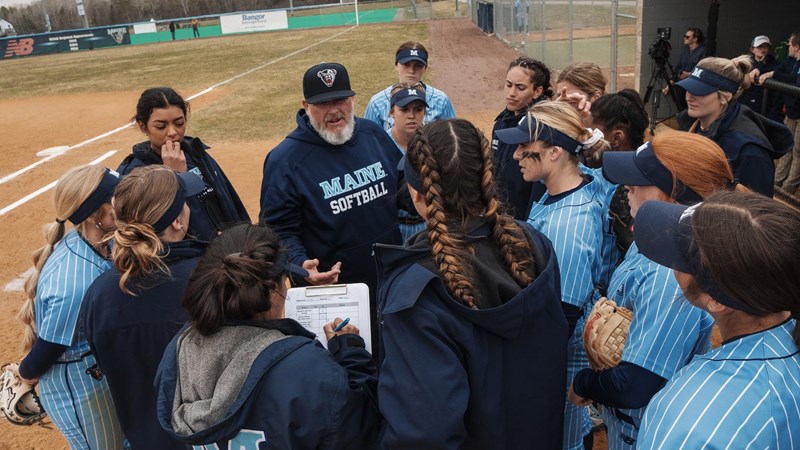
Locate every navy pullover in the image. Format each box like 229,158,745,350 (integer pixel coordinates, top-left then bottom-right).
81,239,206,450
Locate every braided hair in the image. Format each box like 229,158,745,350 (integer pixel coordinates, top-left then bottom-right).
407,119,536,308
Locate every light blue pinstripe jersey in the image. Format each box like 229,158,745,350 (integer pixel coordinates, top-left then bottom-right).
601,243,713,449
639,319,800,450
527,175,615,450
35,230,111,360
34,230,126,449
389,131,426,242
363,84,456,132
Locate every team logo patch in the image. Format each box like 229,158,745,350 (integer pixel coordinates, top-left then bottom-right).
317,69,337,88
691,67,704,78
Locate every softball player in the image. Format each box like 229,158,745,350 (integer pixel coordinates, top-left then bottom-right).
569,132,749,448
635,191,800,449
496,101,616,450
387,82,427,241
363,41,456,131
13,165,126,449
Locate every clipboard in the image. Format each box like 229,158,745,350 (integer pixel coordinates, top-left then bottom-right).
285,283,373,354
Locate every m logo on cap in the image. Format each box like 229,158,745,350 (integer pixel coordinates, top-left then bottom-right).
407,89,418,96
410,50,419,56
317,69,337,88
691,67,704,77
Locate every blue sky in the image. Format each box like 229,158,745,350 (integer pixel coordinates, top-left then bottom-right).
0,0,35,8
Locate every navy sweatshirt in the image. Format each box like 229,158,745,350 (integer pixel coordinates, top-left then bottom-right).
81,239,206,450
118,137,250,241
259,110,403,292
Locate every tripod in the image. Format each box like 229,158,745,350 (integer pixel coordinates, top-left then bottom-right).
642,58,681,134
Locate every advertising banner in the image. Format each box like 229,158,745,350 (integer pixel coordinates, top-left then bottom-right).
0,25,131,59
220,11,288,34
133,22,158,34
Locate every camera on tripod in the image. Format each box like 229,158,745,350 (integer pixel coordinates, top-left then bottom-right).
648,27,672,65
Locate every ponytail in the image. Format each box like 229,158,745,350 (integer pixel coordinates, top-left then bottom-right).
110,223,167,295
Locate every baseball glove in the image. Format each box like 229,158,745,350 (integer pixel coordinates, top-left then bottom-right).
0,364,47,426
583,298,633,371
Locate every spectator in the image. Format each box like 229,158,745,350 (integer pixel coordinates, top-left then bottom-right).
118,87,251,241
191,18,199,38
664,27,706,110
675,56,792,196
375,119,567,449
760,32,800,194
363,41,456,131
738,35,781,120
259,62,402,349
169,21,176,40
156,223,379,449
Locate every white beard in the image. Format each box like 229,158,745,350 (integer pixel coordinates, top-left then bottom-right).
310,112,356,145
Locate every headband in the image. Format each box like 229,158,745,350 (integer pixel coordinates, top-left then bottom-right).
66,169,120,225
151,172,205,233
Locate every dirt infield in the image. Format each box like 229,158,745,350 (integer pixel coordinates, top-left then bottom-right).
0,18,614,448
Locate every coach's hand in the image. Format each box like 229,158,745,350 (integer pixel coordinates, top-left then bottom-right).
303,259,341,285
161,140,187,173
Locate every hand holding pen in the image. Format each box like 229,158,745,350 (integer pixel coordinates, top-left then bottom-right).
323,317,359,340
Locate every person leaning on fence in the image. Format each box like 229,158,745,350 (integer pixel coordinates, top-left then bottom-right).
259,62,403,351
492,57,554,220
374,118,568,449
363,41,456,131
675,56,792,197
759,31,800,194
635,190,800,448
738,35,781,121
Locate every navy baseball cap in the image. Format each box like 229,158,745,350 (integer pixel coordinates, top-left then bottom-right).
151,171,205,233
390,87,428,107
495,114,584,154
634,200,756,313
303,62,356,105
675,66,740,96
396,48,428,66
602,141,702,204
66,168,120,225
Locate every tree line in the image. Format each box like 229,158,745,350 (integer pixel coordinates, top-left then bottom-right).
1,0,333,35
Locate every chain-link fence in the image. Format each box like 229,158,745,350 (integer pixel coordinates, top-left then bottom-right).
473,0,637,90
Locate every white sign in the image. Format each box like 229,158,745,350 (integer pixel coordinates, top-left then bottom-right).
133,22,158,34
220,11,288,34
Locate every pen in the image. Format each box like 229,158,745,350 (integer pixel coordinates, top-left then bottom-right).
332,318,350,333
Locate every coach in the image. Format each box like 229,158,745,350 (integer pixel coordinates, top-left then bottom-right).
259,61,402,309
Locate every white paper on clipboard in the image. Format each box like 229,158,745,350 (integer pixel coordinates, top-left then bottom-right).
285,283,372,354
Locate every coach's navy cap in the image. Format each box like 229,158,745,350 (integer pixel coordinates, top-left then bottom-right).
396,48,428,66
390,87,428,107
676,66,740,96
67,168,120,225
303,62,356,105
603,142,702,205
634,201,756,313
151,171,205,233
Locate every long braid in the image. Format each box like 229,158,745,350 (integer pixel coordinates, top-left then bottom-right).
410,127,479,308
475,126,536,287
